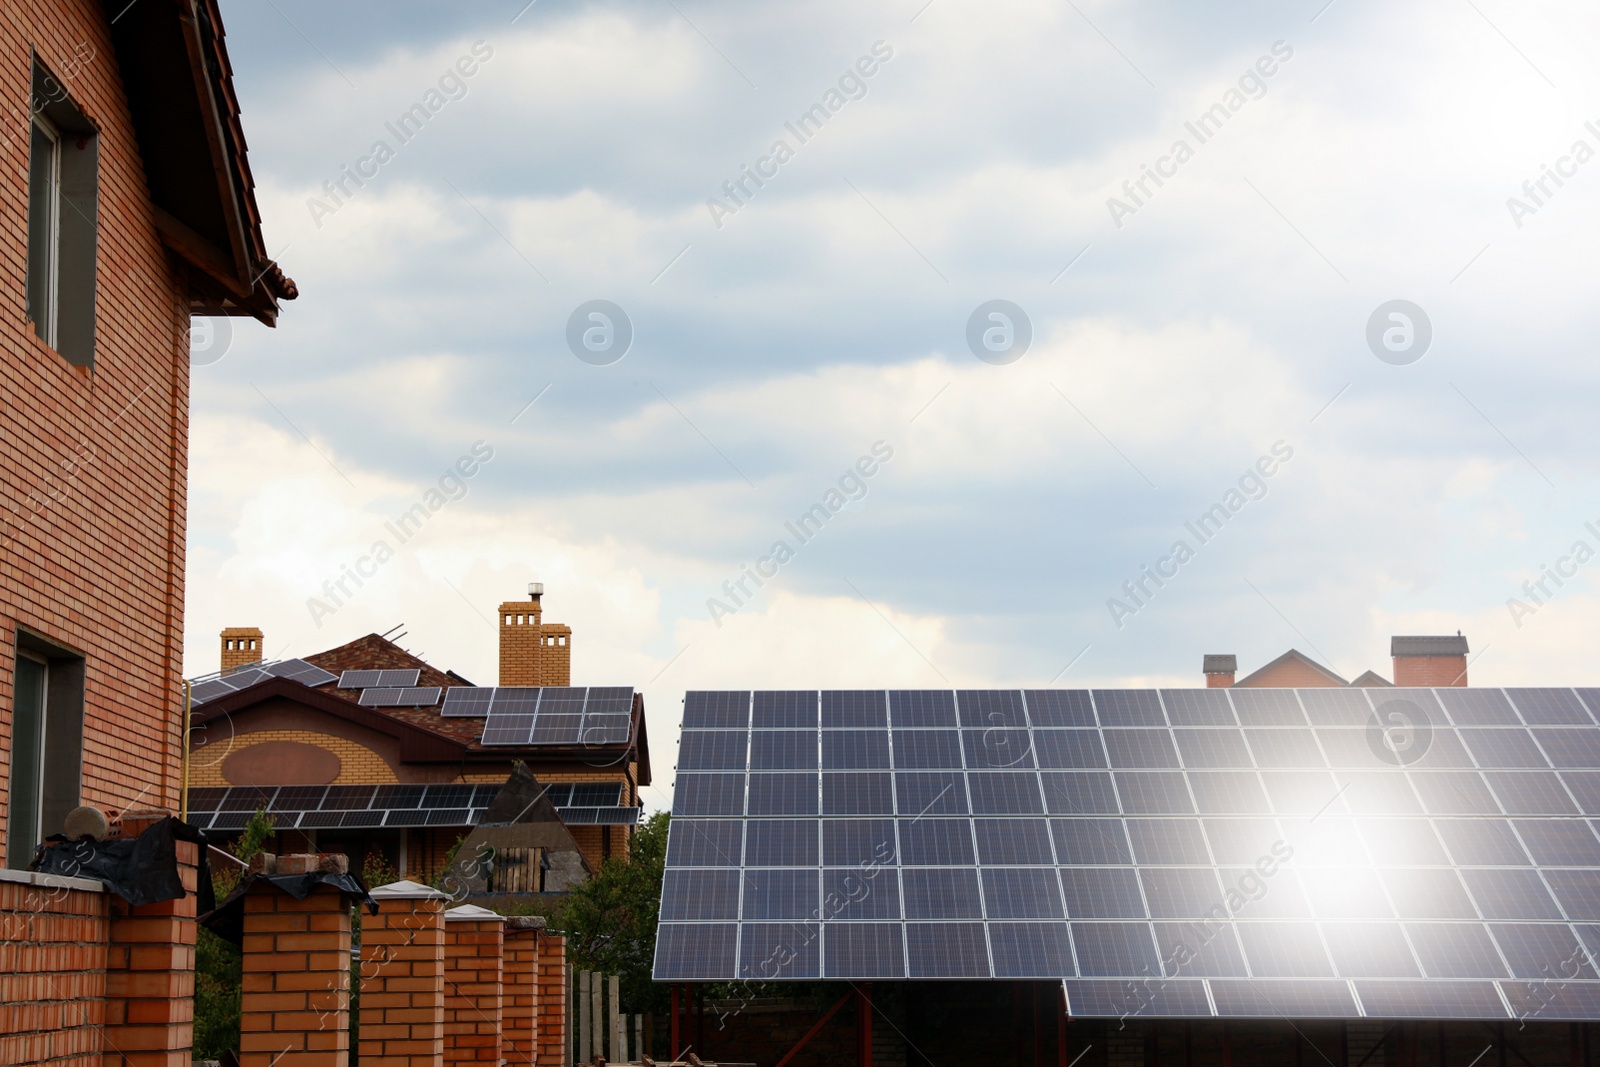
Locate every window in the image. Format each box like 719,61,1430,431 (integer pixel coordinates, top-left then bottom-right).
26,59,98,366
7,632,85,869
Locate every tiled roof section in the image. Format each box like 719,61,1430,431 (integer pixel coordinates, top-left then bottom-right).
1202,654,1237,674
1391,634,1469,657
1233,648,1348,688
303,634,483,743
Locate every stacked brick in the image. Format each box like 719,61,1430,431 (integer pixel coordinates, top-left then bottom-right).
239,873,352,1067
360,881,448,1067
442,905,504,1065
103,813,199,1067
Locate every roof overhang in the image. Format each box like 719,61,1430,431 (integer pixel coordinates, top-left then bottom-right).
103,0,295,324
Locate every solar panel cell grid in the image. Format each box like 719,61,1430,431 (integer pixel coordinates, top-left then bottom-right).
1509,689,1595,726
656,687,1600,1016
823,731,890,769
821,690,888,728
1092,691,1165,727
891,730,964,769
1024,690,1097,727
1159,689,1235,727
1227,690,1307,727
684,691,751,729
822,773,894,815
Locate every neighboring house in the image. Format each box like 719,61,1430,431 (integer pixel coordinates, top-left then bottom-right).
1,0,293,871
184,586,651,883
1201,632,1470,689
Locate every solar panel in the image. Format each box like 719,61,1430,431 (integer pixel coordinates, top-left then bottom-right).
339,669,421,689
358,687,442,707
441,687,495,717
189,776,633,833
656,686,1600,1021
187,658,339,706
471,687,637,746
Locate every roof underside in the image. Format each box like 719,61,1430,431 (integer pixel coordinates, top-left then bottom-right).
656,687,1600,1022
104,0,295,324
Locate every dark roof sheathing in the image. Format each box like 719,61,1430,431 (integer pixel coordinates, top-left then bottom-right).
1202,654,1237,674
1391,634,1470,657
103,0,296,324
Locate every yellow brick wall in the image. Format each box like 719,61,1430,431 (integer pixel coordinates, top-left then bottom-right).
187,728,398,787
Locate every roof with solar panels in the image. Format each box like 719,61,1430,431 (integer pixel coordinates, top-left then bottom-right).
186,632,648,766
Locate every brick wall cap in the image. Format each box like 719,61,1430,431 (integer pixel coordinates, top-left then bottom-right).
505,915,547,930
0,867,105,893
444,904,505,921
370,878,449,900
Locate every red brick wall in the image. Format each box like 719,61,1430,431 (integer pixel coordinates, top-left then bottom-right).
0,872,111,1066
0,4,191,862
103,818,200,1067
359,891,446,1067
1394,655,1468,687
443,915,503,1065
501,922,541,1066
239,883,351,1067
535,933,567,1067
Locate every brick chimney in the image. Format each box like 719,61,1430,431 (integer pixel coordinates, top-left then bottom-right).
1203,654,1236,688
1391,633,1469,687
221,626,263,672
498,583,571,686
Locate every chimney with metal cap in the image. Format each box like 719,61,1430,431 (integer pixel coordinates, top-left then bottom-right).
497,582,571,686
1203,654,1237,688
1391,633,1469,687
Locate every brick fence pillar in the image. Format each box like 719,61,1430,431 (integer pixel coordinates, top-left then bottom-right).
362,880,448,1067
443,905,504,1066
239,871,353,1067
502,916,546,1066
535,932,567,1067
103,811,197,1067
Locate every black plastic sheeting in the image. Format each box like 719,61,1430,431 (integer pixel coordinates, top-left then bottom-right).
200,870,377,947
32,816,216,912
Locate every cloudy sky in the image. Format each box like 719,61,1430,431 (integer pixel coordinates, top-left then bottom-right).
191,0,1600,810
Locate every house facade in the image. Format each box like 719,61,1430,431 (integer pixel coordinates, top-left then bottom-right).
1,0,291,869
186,586,651,881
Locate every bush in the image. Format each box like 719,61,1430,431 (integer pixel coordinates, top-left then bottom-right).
560,811,668,1015
191,809,275,1060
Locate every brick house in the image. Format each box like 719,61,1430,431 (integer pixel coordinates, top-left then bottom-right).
185,586,652,882
1201,632,1471,689
0,1,293,1063
1,0,292,872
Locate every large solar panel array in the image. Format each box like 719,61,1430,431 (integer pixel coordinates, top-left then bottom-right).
655,688,1600,1021
189,659,339,707
464,686,635,746
186,781,640,830
340,669,421,688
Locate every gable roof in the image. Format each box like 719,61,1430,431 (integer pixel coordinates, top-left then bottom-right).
1349,669,1394,688
192,632,651,781
1232,648,1348,688
103,0,296,324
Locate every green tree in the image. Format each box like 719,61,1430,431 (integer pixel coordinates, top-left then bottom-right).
193,808,276,1059
561,811,668,1014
